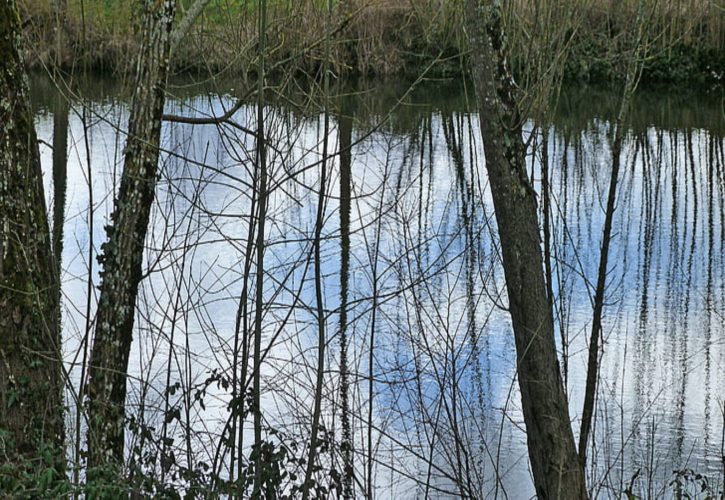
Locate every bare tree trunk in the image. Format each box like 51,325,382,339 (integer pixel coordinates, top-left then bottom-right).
577,108,624,468
86,0,176,471
301,102,330,500
171,0,212,51
302,3,332,496
53,0,68,70
463,2,587,498
252,0,268,495
0,0,64,473
52,93,69,289
337,100,354,500
579,47,644,468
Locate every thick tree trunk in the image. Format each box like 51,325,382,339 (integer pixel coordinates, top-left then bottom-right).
86,0,176,470
0,0,64,472
463,2,587,498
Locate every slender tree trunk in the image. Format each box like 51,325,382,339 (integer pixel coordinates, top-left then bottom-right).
301,106,330,500
463,2,587,498
578,0,650,465
366,162,385,500
302,4,332,496
53,0,68,70
52,93,69,288
86,0,176,470
337,101,354,500
0,0,64,473
579,62,642,468
577,113,625,467
171,0,212,51
252,0,268,495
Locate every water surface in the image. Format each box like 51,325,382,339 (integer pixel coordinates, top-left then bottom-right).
32,75,725,498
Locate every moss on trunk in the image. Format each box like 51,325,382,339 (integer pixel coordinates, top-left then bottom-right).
0,0,64,476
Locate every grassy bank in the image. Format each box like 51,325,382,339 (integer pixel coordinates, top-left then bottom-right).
19,0,725,85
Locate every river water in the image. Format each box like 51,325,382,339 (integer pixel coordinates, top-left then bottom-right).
31,75,724,498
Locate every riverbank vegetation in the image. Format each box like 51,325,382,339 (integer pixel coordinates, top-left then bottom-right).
19,0,725,84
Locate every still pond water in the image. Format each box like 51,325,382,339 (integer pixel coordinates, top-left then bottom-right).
32,75,724,498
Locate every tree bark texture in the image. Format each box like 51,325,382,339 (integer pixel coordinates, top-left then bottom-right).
0,0,64,469
463,1,587,498
86,0,176,469
52,93,68,288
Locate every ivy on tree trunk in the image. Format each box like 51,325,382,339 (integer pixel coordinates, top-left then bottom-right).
86,0,176,471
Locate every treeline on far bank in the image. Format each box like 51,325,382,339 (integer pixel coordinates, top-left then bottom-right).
20,0,725,86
